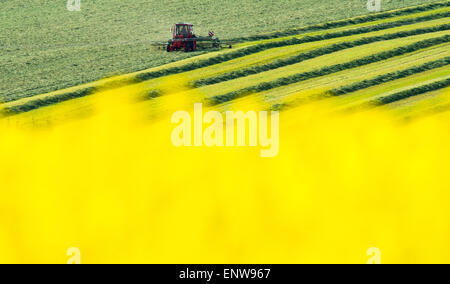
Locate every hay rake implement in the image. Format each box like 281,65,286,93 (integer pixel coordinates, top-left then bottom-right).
151,23,233,52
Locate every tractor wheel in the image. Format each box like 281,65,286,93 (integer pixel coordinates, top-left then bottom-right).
185,41,194,52
166,44,171,52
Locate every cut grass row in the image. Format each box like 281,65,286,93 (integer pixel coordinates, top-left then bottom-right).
271,56,450,111
374,77,450,105
272,68,450,115
331,74,450,114
194,22,450,87
230,1,450,42
256,44,450,106
332,67,450,110
286,57,450,109
386,88,450,119
388,89,445,109
208,35,450,105
0,87,98,116
236,5,450,49
327,57,450,97
215,49,450,113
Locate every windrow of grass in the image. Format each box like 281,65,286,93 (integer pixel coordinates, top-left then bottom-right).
386,88,450,120
134,12,450,83
269,56,450,111
327,57,450,97
208,35,450,105
331,66,450,111
265,54,450,110
389,87,449,107
1,87,98,116
230,1,450,42
256,44,450,104
388,89,444,109
193,22,450,87
374,77,450,105
235,5,450,49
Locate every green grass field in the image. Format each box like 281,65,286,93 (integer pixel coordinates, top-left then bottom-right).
1,0,450,127
0,0,440,101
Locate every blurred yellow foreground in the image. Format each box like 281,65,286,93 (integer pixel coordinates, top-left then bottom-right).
1,80,450,264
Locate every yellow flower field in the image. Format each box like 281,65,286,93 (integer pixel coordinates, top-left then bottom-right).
1,82,450,263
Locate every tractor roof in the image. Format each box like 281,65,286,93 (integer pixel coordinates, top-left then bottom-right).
176,22,193,26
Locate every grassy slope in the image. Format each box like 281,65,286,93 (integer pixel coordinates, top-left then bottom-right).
0,0,438,101
5,3,449,107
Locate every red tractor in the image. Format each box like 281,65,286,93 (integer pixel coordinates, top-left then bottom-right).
166,23,198,52
161,23,231,52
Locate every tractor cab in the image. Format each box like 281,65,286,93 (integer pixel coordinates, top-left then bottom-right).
172,23,195,39
167,23,197,52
